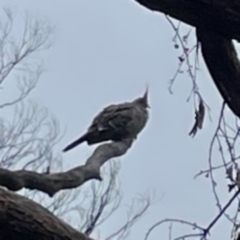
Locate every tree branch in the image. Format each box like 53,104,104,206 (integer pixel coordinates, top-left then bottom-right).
0,139,133,197
135,0,240,41
0,187,93,240
133,0,240,119
196,29,240,118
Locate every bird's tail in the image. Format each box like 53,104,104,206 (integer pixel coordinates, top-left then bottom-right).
62,133,87,152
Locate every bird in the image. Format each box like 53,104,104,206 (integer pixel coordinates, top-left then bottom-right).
62,88,150,152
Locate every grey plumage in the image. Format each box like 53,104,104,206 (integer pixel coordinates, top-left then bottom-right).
63,88,150,152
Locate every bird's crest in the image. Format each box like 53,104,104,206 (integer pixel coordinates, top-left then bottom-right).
134,85,150,108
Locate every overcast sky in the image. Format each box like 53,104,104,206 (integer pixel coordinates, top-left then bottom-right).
1,1,236,239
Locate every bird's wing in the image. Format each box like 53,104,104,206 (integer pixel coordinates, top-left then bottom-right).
88,102,134,132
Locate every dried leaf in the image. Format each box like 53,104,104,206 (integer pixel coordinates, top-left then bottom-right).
178,56,185,62
226,165,233,181
228,183,236,192
236,169,240,187
189,97,205,137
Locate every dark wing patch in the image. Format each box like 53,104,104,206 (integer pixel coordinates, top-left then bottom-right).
88,103,133,133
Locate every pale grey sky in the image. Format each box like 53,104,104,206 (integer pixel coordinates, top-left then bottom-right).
1,0,235,239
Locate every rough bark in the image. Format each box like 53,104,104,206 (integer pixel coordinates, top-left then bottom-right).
135,0,240,118
0,188,93,240
0,139,133,196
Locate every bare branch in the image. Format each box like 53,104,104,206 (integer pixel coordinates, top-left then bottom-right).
199,189,240,240
165,16,210,137
0,139,133,196
106,194,152,240
0,8,53,109
82,161,122,236
145,218,204,240
0,101,62,171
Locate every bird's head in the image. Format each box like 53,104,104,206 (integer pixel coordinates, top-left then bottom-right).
133,86,150,109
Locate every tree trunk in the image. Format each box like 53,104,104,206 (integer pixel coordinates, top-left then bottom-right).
0,188,91,240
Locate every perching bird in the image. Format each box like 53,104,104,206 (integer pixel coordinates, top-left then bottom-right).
63,88,150,152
